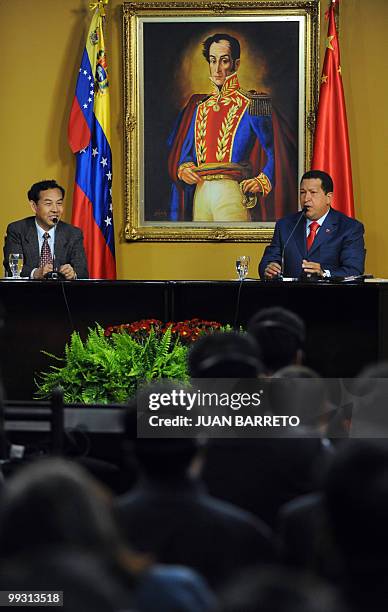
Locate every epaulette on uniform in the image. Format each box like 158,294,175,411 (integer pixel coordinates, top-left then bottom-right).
243,91,272,116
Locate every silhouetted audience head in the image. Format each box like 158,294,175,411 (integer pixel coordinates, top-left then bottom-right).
188,331,263,378
248,307,306,374
0,458,129,562
270,365,331,431
358,361,388,379
125,382,204,482
324,441,388,570
346,362,388,437
0,458,216,612
0,379,6,465
354,361,388,399
0,458,141,611
219,566,342,612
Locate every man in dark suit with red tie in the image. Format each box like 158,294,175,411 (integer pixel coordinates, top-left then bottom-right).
3,180,88,280
259,170,365,279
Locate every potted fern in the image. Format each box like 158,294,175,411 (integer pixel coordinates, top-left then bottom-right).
35,319,225,404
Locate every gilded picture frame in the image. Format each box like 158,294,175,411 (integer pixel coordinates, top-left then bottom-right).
123,0,319,242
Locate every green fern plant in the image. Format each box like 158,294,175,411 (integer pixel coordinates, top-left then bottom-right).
35,324,190,404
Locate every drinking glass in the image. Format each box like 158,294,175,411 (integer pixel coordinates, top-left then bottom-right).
9,253,23,278
236,255,250,280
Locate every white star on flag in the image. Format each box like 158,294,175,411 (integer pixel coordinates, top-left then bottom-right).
104,217,112,226
100,158,108,167
106,171,112,180
83,103,88,109
92,148,99,157
83,70,87,75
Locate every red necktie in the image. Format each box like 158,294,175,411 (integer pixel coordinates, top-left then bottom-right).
40,232,53,267
306,221,320,251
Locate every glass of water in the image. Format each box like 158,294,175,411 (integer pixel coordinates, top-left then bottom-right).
236,255,250,280
9,253,24,278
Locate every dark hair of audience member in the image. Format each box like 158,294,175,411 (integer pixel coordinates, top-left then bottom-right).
188,331,263,378
324,441,388,572
125,382,204,482
248,307,305,374
218,566,343,612
270,365,330,430
342,361,388,438
0,457,144,577
0,380,6,465
350,360,388,397
0,305,6,464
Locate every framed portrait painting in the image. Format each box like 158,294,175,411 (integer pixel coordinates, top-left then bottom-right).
123,0,319,242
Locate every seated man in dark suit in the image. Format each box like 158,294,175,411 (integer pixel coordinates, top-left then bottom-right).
259,170,365,279
116,383,273,589
3,180,88,279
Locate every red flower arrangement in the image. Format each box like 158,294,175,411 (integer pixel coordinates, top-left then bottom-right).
104,318,224,345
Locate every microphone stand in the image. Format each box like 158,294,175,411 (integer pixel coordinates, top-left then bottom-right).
277,205,307,279
44,218,66,280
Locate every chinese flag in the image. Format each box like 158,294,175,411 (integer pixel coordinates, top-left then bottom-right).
311,0,354,217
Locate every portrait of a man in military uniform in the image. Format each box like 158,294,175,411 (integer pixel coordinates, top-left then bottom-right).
168,33,274,222
141,20,300,225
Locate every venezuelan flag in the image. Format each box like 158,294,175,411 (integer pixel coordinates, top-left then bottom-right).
68,2,116,279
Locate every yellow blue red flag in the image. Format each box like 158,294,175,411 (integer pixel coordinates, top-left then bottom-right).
68,2,116,279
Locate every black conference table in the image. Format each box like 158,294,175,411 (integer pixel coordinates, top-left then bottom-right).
0,279,387,400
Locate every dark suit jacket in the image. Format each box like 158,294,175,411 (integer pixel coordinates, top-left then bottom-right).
259,207,365,279
3,216,89,278
115,478,273,588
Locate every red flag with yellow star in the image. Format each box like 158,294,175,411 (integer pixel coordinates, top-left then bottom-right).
311,0,354,217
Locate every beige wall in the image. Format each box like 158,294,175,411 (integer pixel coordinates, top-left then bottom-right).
1,0,387,279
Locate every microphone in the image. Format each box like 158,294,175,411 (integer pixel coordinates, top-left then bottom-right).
51,217,58,272
44,217,65,280
280,205,308,277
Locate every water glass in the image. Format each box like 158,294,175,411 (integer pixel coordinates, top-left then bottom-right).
9,253,23,278
236,255,250,280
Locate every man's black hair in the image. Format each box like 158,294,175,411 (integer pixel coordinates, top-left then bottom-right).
188,331,262,378
301,170,333,195
27,180,65,203
202,33,241,63
248,307,306,374
324,441,388,562
125,382,202,480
